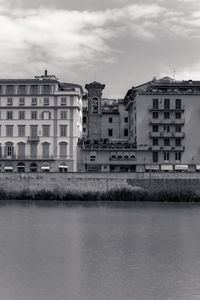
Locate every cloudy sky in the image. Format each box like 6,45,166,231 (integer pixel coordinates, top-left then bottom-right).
0,0,200,97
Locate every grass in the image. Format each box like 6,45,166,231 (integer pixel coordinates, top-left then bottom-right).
0,188,199,202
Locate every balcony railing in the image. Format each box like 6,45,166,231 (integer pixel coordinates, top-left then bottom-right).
149,105,185,111
27,136,40,143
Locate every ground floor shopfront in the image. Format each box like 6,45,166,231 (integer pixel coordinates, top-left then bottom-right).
0,159,75,173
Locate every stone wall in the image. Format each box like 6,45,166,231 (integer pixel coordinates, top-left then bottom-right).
1,172,200,194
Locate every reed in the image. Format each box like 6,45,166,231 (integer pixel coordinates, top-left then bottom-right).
0,188,199,202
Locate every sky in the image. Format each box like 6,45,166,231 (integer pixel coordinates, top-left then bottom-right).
0,0,200,97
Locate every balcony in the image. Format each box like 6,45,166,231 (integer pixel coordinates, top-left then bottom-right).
160,132,173,138
162,146,172,151
170,146,185,151
27,136,40,143
174,118,185,125
152,145,160,151
149,132,160,138
149,105,185,111
173,132,185,138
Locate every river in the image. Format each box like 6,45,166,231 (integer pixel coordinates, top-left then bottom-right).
0,202,200,300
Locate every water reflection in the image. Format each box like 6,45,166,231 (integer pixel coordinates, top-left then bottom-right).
0,203,199,299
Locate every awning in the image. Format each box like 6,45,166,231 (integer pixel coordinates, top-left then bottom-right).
41,166,50,170
161,165,173,171
4,166,13,170
175,165,188,170
59,165,68,169
145,165,159,170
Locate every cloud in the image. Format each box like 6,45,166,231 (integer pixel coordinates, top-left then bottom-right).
0,1,166,77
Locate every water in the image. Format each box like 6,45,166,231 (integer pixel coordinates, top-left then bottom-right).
0,202,200,300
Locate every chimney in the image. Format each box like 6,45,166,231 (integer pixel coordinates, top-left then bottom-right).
45,69,48,76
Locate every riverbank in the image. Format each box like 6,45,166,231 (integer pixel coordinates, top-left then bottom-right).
0,188,199,202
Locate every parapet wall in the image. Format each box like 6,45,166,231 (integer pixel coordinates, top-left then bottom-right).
1,172,200,194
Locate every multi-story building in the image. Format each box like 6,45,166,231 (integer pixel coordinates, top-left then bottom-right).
0,71,83,172
124,76,200,172
78,81,134,172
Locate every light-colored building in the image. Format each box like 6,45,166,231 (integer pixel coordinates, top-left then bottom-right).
78,81,134,172
0,71,83,172
124,76,200,172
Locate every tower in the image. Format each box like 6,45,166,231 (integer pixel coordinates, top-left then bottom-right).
85,81,105,139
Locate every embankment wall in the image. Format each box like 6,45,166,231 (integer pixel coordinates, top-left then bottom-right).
1,172,200,194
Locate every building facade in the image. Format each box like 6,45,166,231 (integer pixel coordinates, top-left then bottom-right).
0,71,83,172
124,76,200,172
78,81,134,172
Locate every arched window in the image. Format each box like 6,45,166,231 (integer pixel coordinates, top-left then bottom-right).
92,97,98,113
17,162,25,173
42,142,50,159
5,142,14,158
18,142,25,159
59,142,67,158
30,163,37,172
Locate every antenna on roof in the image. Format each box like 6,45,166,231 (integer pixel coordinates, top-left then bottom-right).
172,68,176,80
94,72,96,82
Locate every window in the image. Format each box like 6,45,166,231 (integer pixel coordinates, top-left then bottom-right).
83,127,86,133
30,144,37,159
152,125,158,132
42,111,51,120
164,125,170,132
18,85,26,95
42,125,50,137
19,98,25,106
164,138,170,146
31,111,37,120
7,111,13,120
153,138,159,146
108,129,113,137
124,129,128,137
19,111,25,120
31,98,37,106
7,98,13,106
153,99,158,109
153,112,158,119
5,142,14,157
18,143,25,158
43,85,51,94
153,152,158,163
175,152,181,161
7,85,14,95
176,99,181,110
30,125,38,137
60,125,67,137
30,85,39,94
124,117,128,123
6,125,13,137
60,142,67,157
61,97,67,106
43,97,49,106
175,125,181,132
164,99,170,109
175,138,181,146
175,112,181,119
18,125,25,137
109,117,113,123
164,111,170,119
42,142,50,159
164,152,169,161
90,151,96,161
60,111,67,120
